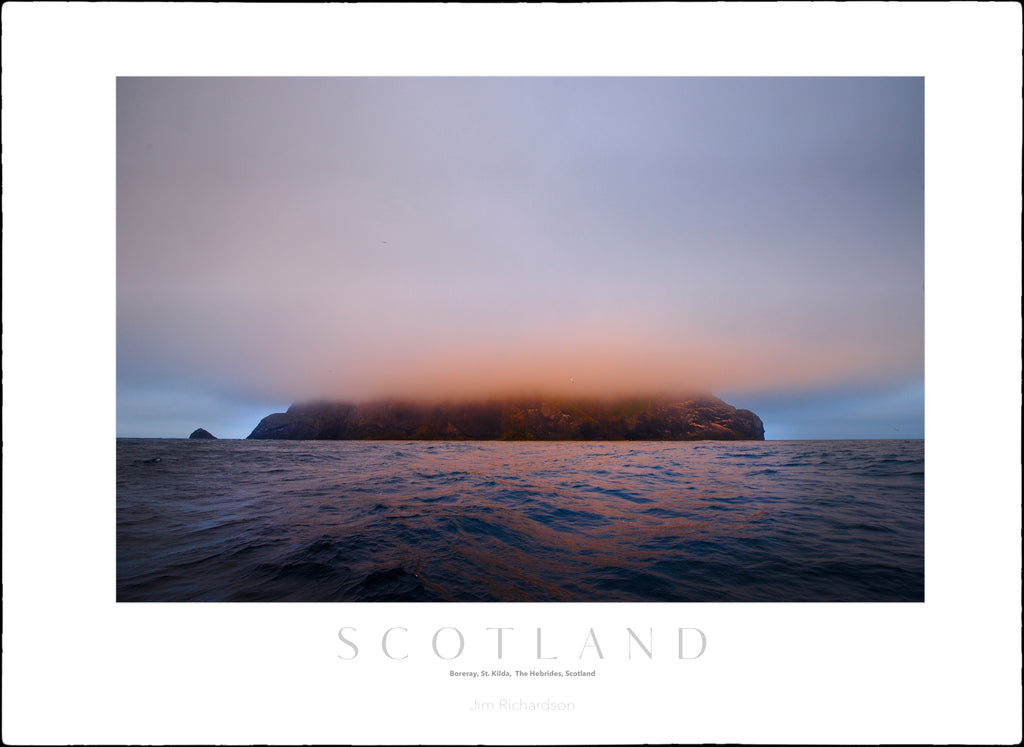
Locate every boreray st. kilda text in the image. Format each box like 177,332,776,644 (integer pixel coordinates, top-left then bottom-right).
337,626,707,660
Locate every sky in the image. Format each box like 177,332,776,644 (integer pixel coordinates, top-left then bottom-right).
116,76,924,439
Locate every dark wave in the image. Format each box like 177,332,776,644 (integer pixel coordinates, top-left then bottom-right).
117,439,924,602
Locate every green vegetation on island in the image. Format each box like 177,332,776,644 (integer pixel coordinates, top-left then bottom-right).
246,395,764,441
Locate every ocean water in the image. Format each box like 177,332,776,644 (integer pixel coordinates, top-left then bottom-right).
117,439,924,602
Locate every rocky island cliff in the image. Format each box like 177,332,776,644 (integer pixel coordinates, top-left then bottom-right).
246,395,764,441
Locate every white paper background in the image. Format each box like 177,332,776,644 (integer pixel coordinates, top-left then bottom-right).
3,4,1021,745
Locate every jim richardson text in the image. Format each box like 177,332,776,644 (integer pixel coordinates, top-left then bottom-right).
470,698,575,712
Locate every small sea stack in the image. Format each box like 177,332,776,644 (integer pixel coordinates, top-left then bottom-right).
188,428,217,440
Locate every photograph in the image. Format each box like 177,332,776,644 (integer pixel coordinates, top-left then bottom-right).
117,76,924,603
5,5,1019,745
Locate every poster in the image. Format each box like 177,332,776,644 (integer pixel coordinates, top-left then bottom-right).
3,4,1021,744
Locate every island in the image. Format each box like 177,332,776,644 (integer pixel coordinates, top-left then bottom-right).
188,428,217,440
246,395,764,441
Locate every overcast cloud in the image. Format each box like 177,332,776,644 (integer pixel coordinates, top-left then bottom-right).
117,77,923,438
